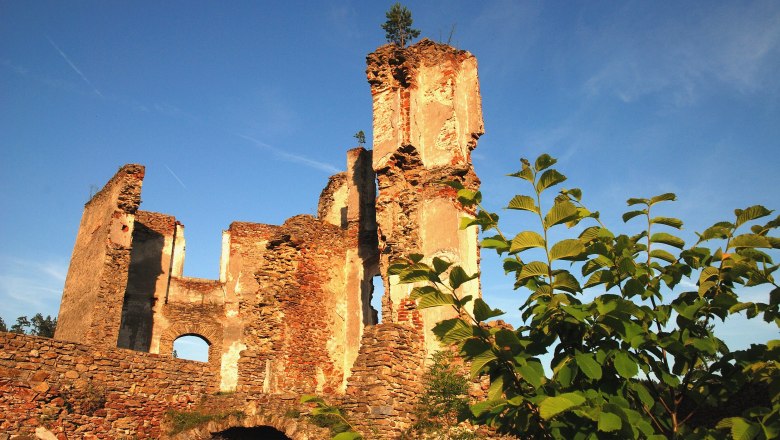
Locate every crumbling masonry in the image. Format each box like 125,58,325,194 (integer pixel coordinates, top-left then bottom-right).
0,40,484,439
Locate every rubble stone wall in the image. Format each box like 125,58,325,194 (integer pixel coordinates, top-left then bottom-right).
0,332,216,439
245,215,354,396
341,323,426,439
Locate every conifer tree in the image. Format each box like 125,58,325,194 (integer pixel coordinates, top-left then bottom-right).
382,3,420,48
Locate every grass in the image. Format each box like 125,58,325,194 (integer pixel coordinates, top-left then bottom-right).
166,409,245,434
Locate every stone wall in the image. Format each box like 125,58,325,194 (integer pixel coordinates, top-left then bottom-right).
0,332,216,439
341,324,426,439
241,215,355,396
366,40,484,353
55,164,144,348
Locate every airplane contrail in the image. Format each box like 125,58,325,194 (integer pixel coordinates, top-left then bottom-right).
45,35,103,97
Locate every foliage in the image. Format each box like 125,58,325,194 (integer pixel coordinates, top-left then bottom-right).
62,379,107,415
0,316,6,332
391,154,779,439
406,350,479,439
354,130,366,146
382,3,421,48
301,395,362,440
165,408,245,435
7,313,57,337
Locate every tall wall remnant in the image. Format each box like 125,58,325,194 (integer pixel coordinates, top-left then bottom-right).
367,40,484,353
5,39,486,439
56,164,144,347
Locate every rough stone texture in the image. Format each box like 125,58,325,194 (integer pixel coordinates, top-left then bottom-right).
240,215,354,395
55,164,144,347
341,324,426,439
5,40,488,439
0,332,215,438
367,39,484,353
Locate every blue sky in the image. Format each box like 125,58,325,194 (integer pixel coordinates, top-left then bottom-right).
1,1,778,353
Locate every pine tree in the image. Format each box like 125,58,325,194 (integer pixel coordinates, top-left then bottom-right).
381,3,420,48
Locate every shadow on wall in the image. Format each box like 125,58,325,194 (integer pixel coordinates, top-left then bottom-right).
118,220,164,351
211,426,291,439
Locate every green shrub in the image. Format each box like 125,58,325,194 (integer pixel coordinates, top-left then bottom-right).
391,154,779,439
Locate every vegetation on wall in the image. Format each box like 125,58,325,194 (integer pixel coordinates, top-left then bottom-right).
391,154,779,439
382,3,421,48
165,408,245,435
301,395,362,440
405,350,478,439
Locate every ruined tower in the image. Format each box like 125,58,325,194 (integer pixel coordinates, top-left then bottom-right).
55,164,145,347
366,40,484,353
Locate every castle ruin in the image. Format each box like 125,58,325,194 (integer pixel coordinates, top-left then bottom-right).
0,40,484,439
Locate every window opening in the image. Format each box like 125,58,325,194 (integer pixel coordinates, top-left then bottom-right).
371,275,384,324
172,334,209,362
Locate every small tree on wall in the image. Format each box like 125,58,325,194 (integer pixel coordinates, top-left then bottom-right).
382,3,421,48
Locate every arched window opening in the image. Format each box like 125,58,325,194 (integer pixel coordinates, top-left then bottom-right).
212,426,291,439
173,334,210,362
371,275,384,324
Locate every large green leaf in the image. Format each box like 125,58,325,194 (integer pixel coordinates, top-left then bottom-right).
549,239,585,261
626,197,649,206
470,349,498,377
539,392,587,419
449,266,479,290
574,352,602,380
553,272,582,294
629,382,654,409
534,153,557,171
482,236,509,253
301,394,325,404
333,432,362,440
622,210,646,223
409,286,439,299
510,231,546,253
457,189,482,206
651,216,683,229
473,298,505,322
507,195,540,213
536,169,567,193
517,261,549,282
471,399,507,417
432,318,474,344
717,417,761,440
518,360,546,389
730,234,772,249
613,352,638,378
417,291,456,309
649,249,677,263
598,411,622,432
698,224,732,241
735,205,772,227
400,269,437,283
649,232,685,249
432,257,453,274
649,193,677,205
509,159,534,182
544,201,579,228
584,270,614,289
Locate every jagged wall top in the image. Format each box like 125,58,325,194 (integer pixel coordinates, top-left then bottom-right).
366,39,484,170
